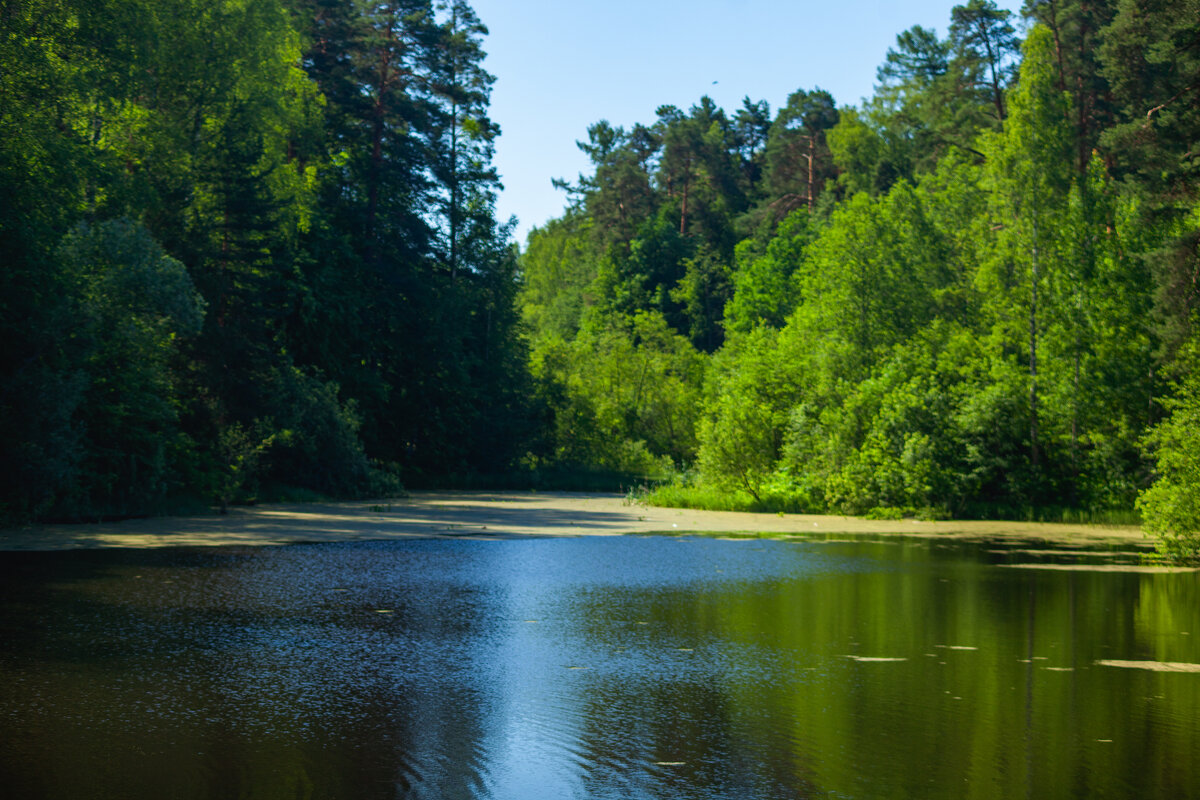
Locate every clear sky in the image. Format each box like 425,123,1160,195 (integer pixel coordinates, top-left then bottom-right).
468,0,1027,245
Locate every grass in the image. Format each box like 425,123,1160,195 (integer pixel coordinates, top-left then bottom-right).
955,502,1142,527
639,484,810,514
640,483,1142,527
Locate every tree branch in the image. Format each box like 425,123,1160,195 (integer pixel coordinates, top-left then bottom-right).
1144,81,1199,127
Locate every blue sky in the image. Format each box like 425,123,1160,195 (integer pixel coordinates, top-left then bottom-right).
469,0,1027,245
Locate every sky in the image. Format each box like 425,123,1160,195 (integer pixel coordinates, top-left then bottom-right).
468,0,1027,245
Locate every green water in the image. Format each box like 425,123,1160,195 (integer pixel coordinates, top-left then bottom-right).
0,536,1196,798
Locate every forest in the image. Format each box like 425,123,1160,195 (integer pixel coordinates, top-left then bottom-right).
2,0,531,519
1,0,1198,556
517,0,1200,556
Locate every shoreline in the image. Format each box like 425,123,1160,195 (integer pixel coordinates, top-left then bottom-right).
0,490,1155,552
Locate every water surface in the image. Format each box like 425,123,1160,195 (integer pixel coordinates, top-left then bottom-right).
0,535,1196,799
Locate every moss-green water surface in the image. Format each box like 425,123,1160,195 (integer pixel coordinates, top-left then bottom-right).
0,536,1196,799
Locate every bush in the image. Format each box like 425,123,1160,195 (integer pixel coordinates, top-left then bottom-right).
1138,343,1200,561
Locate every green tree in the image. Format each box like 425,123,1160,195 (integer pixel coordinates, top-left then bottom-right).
879,25,952,88
827,108,889,197
950,0,1022,123
724,208,812,334
978,25,1073,477
657,97,746,248
519,213,604,340
1139,340,1200,560
765,88,839,215
792,182,950,380
530,311,704,472
871,21,996,170
573,120,659,252
1022,0,1117,172
801,323,976,516
1098,0,1200,383
428,0,501,280
1043,156,1157,507
58,220,205,517
1098,0,1200,203
732,97,772,195
698,327,802,503
671,244,732,353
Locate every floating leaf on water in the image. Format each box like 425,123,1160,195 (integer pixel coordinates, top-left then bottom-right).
1096,660,1200,672
374,609,393,613
654,761,686,766
566,665,588,670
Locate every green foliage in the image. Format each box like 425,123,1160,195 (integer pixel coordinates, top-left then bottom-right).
795,182,952,371
697,327,802,503
62,221,205,516
593,21,1178,531
802,326,967,515
0,0,530,521
827,109,889,197
519,213,602,340
1139,341,1200,561
671,245,732,352
256,366,372,497
211,421,273,512
765,88,839,213
5,0,1199,541
949,0,1021,123
642,481,811,515
519,18,1188,541
724,209,812,334
528,311,704,474
1098,0,1200,203
0,220,205,520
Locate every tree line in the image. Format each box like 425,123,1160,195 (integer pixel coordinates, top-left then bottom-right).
1,0,530,521
3,0,1198,557
517,0,1200,556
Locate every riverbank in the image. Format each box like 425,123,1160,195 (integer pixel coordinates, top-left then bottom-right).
0,490,1156,551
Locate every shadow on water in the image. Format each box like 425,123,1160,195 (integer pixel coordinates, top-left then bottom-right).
0,536,1198,799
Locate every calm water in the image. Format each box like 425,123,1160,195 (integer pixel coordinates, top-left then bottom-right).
0,535,1197,799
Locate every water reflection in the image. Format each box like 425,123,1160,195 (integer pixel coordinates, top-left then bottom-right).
0,536,1197,799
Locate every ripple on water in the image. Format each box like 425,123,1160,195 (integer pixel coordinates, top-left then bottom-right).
1,536,1199,799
